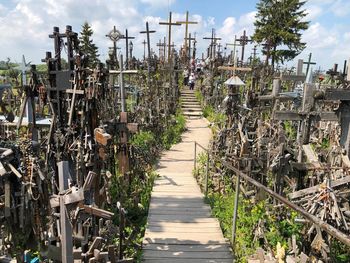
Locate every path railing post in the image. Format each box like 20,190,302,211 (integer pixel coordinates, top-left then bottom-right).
205,151,209,197
232,173,240,260
194,141,197,172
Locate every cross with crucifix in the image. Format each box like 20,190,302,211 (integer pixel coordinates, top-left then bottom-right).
303,53,316,77
120,29,135,70
203,28,222,60
176,11,198,62
140,21,156,89
236,30,253,66
159,12,181,63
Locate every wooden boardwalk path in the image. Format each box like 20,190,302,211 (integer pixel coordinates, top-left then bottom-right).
142,89,233,262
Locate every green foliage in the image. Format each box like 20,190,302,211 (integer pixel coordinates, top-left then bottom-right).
206,191,304,261
131,131,157,157
330,240,350,262
284,120,297,140
161,112,186,150
253,0,309,66
79,21,100,68
203,104,226,128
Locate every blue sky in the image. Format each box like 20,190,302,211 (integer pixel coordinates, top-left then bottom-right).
0,0,349,71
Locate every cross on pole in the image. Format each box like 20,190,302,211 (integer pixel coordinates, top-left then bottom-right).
120,29,135,69
237,30,253,65
140,21,156,88
159,12,181,63
176,11,198,62
106,26,123,68
142,40,147,61
156,39,166,61
203,28,221,59
226,35,241,64
303,53,316,77
185,33,196,63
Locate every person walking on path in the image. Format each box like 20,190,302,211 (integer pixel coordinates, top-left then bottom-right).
189,72,195,90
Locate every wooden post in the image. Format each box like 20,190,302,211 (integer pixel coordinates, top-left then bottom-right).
58,161,73,263
205,151,209,196
231,172,240,259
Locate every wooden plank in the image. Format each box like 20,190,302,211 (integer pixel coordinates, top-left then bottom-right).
281,75,305,81
302,144,321,169
142,258,233,263
143,244,231,252
147,222,221,228
325,89,350,101
148,210,211,216
273,111,301,121
289,176,350,199
147,215,218,223
147,226,222,233
143,250,232,259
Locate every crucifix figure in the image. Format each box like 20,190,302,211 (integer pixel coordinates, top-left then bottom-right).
120,29,135,70
203,28,222,60
176,11,198,62
236,30,253,66
159,12,181,63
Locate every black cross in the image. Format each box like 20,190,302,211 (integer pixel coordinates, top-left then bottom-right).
236,30,253,65
303,53,316,77
120,29,135,69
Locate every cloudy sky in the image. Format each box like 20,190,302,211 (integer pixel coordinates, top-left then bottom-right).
0,0,349,71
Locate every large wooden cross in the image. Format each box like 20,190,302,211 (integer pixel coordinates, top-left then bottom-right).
176,11,198,61
203,28,221,59
140,22,156,88
236,30,253,65
159,12,181,63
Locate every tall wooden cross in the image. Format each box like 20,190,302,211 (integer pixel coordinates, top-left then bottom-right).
159,12,181,63
236,30,253,65
203,28,221,59
176,11,198,61
120,29,135,69
140,22,156,88
185,33,196,63
303,53,316,77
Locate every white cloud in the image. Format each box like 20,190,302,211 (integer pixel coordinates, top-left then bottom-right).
140,0,175,9
330,0,350,17
305,5,323,20
303,22,338,49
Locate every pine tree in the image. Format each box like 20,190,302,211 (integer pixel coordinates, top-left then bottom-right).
253,0,309,69
79,22,100,68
